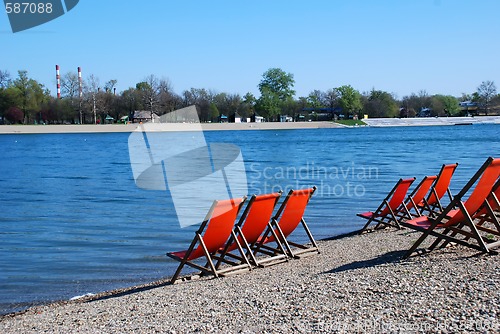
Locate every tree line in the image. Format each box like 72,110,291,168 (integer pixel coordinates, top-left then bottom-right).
0,67,498,125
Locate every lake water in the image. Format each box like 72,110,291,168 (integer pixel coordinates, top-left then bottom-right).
0,124,499,314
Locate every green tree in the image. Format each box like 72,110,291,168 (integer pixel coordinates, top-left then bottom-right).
12,70,48,124
213,93,243,118
241,92,256,118
336,85,362,116
136,75,160,122
307,90,325,108
258,68,295,100
363,89,399,118
323,89,339,109
431,95,459,116
182,88,212,121
256,86,280,120
208,102,219,122
120,87,141,117
0,87,20,122
256,68,295,120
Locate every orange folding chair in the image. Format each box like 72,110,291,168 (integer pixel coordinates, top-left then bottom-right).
405,175,438,217
358,178,415,232
216,192,283,267
402,157,500,258
166,197,247,284
421,163,458,216
253,187,319,263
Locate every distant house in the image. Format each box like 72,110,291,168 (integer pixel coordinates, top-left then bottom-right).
118,115,129,124
251,113,264,123
459,101,479,114
219,114,228,123
280,115,293,122
418,108,432,117
133,110,160,123
105,115,115,124
229,112,243,123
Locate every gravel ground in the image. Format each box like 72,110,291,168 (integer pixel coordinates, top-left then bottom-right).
1,230,499,333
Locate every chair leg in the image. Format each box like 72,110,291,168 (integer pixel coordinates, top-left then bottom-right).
231,230,252,270
301,218,319,249
428,227,454,250
360,216,375,233
403,227,434,258
272,220,295,258
169,260,186,284
197,235,219,278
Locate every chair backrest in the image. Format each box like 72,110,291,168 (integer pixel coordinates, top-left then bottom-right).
188,198,245,260
238,192,281,243
225,192,281,252
476,178,500,216
444,158,500,227
273,187,316,238
406,175,438,210
427,163,458,205
489,179,500,210
379,178,415,216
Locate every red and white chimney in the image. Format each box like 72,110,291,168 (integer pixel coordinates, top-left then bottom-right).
56,65,61,99
78,66,82,99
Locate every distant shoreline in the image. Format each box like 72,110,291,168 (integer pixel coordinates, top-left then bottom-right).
0,122,344,134
0,116,499,134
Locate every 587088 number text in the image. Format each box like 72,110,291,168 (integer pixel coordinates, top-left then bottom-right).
5,2,53,14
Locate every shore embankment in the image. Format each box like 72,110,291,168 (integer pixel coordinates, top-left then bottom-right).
363,116,500,127
1,230,498,333
1,116,499,134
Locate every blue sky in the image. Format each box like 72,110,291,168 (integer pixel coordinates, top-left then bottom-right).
1,0,499,99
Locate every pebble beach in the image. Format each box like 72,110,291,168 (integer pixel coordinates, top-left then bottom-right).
1,229,498,333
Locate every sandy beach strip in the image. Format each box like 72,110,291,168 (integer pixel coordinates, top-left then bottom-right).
1,116,499,134
1,230,498,333
0,122,345,134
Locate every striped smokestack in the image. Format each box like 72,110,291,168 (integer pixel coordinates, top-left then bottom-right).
78,66,82,99
56,65,61,99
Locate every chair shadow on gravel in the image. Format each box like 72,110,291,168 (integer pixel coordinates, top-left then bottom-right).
324,250,406,274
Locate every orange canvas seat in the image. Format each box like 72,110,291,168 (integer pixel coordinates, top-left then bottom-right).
216,192,284,267
475,179,500,217
402,157,500,258
358,178,416,232
166,197,247,284
252,187,319,264
468,179,500,240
